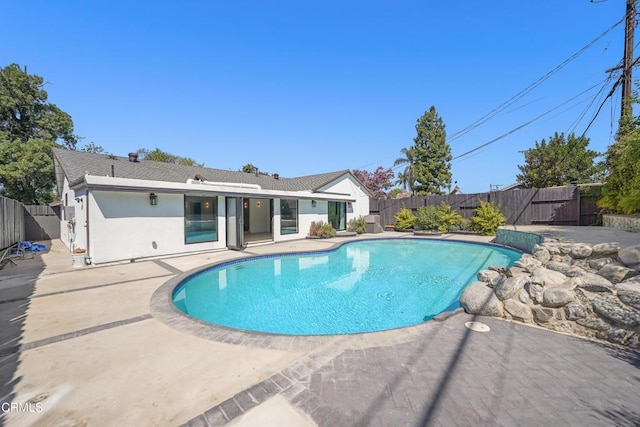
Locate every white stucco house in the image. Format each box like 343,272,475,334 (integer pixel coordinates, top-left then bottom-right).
52,148,371,264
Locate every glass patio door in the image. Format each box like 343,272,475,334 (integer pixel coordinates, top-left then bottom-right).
226,197,244,250
328,201,346,231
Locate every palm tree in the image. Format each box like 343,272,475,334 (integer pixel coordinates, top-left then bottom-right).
394,147,417,195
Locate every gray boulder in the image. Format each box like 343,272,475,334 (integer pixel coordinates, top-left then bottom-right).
531,306,555,323
570,243,593,259
525,282,544,304
460,282,504,317
531,267,567,287
616,279,640,310
546,261,586,277
576,317,611,331
591,295,640,329
589,258,615,271
569,273,614,293
618,244,640,269
514,255,542,271
533,248,551,265
591,242,621,257
504,299,532,321
550,254,573,264
541,244,562,255
495,275,530,301
477,269,501,284
542,287,575,308
565,302,588,320
597,263,639,284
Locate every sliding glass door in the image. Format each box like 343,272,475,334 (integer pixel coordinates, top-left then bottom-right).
328,201,346,231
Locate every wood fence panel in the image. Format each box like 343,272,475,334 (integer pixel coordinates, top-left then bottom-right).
1,196,25,250
370,185,597,227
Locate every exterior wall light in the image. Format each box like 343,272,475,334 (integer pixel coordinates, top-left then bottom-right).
312,200,317,207
150,193,158,206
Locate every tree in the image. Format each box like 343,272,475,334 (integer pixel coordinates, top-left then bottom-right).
411,106,452,195
80,142,107,154
352,166,395,199
516,132,602,188
240,163,270,175
599,114,640,214
136,148,203,167
0,63,78,203
394,147,417,194
241,163,258,174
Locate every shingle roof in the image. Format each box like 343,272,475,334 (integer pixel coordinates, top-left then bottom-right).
52,148,355,193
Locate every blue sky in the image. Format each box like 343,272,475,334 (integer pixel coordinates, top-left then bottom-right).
2,1,630,193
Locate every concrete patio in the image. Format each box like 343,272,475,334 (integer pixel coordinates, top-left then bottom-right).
1,227,638,426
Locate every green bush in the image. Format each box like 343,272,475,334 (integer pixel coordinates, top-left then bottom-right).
471,201,506,236
347,216,367,234
394,208,416,231
309,220,336,237
415,202,467,233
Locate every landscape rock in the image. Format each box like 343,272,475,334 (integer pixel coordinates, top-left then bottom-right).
459,239,640,349
607,329,635,347
591,295,640,329
531,267,567,287
542,287,575,308
570,243,593,259
597,263,639,284
533,248,551,264
495,275,529,301
541,244,562,255
550,255,573,264
477,269,500,284
591,242,620,257
514,255,542,271
546,261,585,277
504,299,532,321
618,244,640,269
518,290,530,304
460,282,503,317
588,258,615,271
525,282,544,304
564,302,587,320
531,306,555,323
576,317,611,331
569,273,614,293
616,281,640,310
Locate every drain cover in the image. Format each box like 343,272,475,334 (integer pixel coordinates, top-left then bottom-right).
465,321,490,332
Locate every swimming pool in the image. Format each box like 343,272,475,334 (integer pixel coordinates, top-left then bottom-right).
172,239,521,335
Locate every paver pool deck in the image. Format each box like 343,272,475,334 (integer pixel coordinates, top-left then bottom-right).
0,227,638,426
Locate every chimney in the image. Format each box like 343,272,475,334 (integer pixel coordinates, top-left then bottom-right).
255,168,259,177
128,152,139,162
273,173,279,180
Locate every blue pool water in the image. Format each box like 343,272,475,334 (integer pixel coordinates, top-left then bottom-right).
173,239,521,335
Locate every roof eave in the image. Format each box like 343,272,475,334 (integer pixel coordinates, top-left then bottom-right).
75,176,356,202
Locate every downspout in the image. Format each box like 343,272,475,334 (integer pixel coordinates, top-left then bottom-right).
86,191,91,263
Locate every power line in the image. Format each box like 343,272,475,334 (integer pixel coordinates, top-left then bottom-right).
452,81,608,161
447,17,624,144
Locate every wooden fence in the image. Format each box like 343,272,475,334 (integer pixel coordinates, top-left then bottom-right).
370,185,601,228
1,196,25,250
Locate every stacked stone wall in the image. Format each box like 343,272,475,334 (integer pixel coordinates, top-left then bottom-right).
461,240,640,349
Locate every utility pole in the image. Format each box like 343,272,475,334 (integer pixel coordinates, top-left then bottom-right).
621,0,636,117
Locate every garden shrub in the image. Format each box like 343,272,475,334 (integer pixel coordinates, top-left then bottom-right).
347,216,367,234
415,202,466,233
471,201,506,236
394,208,416,230
309,220,336,237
